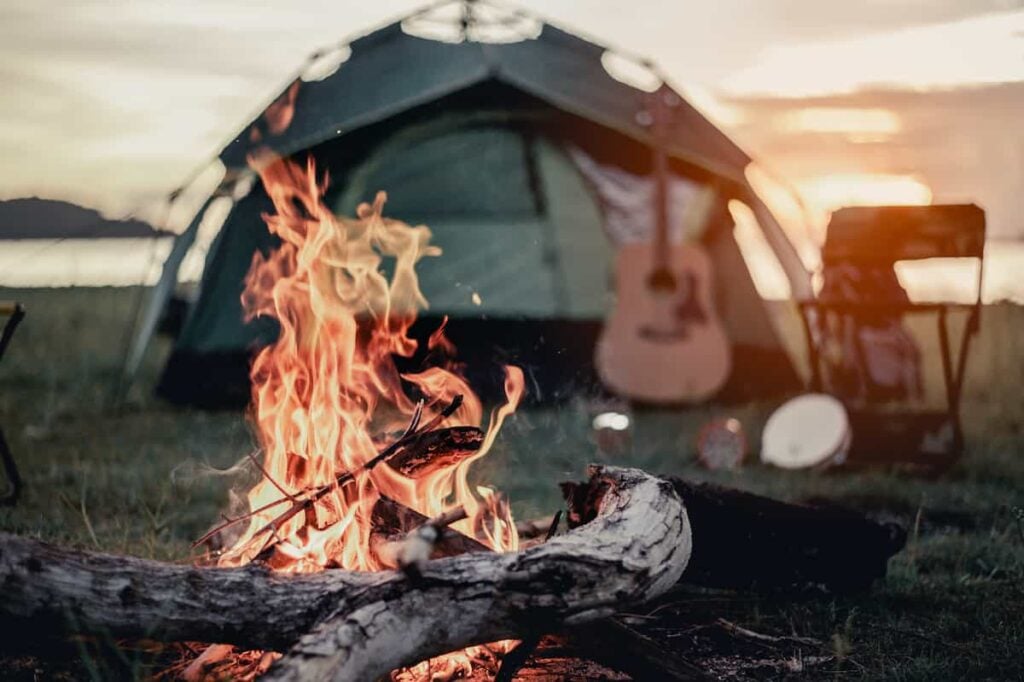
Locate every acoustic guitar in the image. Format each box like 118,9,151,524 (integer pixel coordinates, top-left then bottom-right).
595,89,731,403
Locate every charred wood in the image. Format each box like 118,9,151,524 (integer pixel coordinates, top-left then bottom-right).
385,426,483,477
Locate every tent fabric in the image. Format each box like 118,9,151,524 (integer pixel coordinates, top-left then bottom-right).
220,24,750,181
333,123,611,318
157,15,804,407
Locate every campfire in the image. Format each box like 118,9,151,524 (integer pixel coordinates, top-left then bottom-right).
188,155,526,677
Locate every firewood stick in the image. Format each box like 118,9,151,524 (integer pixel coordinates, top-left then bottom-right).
195,398,477,553
384,426,483,477
398,506,469,576
568,618,711,681
248,396,467,553
714,617,822,647
370,496,487,568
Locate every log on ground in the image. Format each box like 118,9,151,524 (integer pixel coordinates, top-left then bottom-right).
0,465,691,682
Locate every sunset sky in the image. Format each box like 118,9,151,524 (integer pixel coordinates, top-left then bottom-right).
1,0,1022,249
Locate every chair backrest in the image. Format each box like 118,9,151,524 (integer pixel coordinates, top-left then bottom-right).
823,204,985,266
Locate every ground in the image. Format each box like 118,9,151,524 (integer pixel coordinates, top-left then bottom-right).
0,286,1022,680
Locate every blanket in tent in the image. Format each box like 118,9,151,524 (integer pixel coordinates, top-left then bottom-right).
567,147,716,245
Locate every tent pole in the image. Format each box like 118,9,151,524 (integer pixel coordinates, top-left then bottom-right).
114,190,224,404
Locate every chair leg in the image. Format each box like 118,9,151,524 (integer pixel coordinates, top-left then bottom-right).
0,426,22,506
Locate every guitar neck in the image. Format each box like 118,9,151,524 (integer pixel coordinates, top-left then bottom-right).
650,89,671,273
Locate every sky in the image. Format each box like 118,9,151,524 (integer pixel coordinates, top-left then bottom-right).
1,0,1022,246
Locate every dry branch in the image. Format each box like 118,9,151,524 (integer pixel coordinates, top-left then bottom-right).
194,397,475,552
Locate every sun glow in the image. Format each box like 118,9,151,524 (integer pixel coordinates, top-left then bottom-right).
724,10,1024,96
795,173,933,215
778,107,901,141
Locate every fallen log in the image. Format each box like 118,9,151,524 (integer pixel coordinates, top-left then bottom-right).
669,479,906,592
561,477,905,592
0,465,691,681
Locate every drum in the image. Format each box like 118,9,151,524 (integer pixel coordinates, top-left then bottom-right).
761,394,850,469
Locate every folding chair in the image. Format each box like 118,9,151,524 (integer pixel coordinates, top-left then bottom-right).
0,301,25,504
797,205,985,472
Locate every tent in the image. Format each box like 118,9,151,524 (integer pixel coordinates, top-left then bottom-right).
130,1,812,408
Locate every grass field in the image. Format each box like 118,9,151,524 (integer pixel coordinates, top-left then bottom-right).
1,286,1023,680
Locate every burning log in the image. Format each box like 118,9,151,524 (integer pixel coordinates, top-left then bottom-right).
384,425,483,477
0,465,691,681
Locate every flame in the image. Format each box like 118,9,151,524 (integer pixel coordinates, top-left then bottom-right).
217,153,523,583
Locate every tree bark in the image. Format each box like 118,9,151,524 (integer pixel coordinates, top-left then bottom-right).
0,531,381,652
0,465,691,681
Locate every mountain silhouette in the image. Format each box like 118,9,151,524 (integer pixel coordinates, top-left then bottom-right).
0,197,170,240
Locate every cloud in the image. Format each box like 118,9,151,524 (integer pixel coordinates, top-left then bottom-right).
2,0,1022,224
726,82,1024,240
724,9,1024,96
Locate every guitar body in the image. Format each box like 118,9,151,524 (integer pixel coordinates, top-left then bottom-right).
596,242,732,403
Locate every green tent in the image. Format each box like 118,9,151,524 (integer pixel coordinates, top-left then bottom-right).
134,3,812,407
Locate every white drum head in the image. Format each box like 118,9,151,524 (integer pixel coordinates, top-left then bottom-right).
761,394,850,469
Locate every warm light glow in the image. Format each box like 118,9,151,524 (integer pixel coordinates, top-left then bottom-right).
794,173,933,214
778,107,901,139
725,10,1024,96
676,83,747,129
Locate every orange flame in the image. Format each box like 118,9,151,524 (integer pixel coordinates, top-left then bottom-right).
217,154,524,579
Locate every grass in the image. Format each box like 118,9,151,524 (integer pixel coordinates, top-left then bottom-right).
1,286,1023,680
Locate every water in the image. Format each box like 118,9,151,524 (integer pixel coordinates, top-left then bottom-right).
0,237,1022,304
